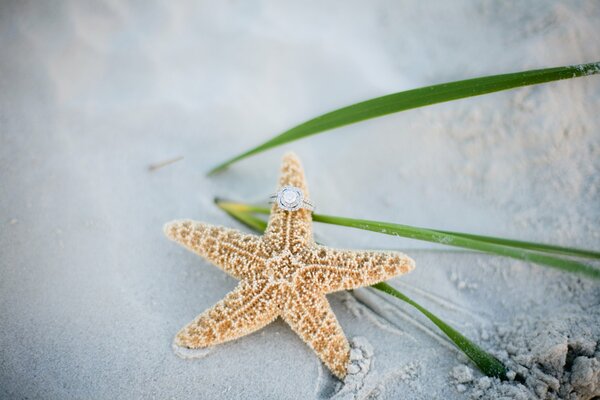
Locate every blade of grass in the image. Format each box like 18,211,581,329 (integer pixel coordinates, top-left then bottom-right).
215,199,508,379
314,214,600,279
216,198,269,232
431,230,600,259
215,200,600,279
372,282,507,379
209,62,600,174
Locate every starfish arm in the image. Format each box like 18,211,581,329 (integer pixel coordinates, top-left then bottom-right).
263,152,313,254
298,246,415,292
282,288,350,379
175,280,281,348
164,220,266,280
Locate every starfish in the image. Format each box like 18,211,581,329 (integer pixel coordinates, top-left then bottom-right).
164,153,415,378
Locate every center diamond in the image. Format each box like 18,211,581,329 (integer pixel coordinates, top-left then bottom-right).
282,190,298,204
277,186,304,211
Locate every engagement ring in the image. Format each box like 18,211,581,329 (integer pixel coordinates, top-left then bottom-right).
269,186,314,212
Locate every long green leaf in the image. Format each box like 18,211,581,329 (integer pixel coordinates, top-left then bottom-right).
431,230,600,259
209,62,600,174
372,282,507,379
216,201,600,259
216,198,269,232
314,215,600,279
215,200,508,378
215,200,600,279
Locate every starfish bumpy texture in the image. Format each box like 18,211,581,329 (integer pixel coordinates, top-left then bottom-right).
164,153,415,378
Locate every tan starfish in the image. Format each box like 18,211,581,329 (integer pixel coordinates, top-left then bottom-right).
164,152,415,378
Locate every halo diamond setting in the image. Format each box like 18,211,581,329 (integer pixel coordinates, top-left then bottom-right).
277,186,304,211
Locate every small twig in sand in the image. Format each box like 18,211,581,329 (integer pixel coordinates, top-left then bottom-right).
148,156,184,171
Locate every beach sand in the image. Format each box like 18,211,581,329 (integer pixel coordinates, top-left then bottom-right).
1,1,599,399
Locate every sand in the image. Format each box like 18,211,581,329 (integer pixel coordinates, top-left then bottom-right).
1,1,599,399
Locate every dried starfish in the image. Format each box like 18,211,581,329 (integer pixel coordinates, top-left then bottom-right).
164,152,415,378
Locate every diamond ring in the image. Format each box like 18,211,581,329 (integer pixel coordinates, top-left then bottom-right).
269,186,314,212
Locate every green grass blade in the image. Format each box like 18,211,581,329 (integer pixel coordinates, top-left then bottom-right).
215,198,268,232
432,230,600,259
215,200,600,279
209,62,600,174
214,200,508,378
372,282,507,379
216,201,270,215
315,215,600,279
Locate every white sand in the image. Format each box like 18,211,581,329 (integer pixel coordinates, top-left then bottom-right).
1,1,599,399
